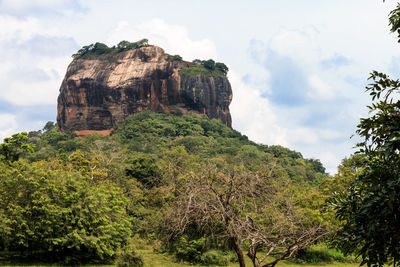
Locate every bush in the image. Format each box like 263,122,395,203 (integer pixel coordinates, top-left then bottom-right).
200,250,229,266
125,153,160,187
0,160,133,264
115,245,144,267
294,244,354,264
173,236,206,263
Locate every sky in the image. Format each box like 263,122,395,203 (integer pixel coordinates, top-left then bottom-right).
0,0,399,174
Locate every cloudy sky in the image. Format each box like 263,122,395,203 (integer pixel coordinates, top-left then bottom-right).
0,0,399,174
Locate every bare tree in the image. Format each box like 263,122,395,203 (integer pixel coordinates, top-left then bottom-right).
162,164,328,267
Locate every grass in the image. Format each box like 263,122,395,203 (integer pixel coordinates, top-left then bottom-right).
0,243,361,267
0,251,113,267
138,247,360,267
293,244,356,264
136,243,361,267
179,65,225,77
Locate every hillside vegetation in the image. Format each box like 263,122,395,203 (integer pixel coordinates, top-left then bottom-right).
0,111,349,266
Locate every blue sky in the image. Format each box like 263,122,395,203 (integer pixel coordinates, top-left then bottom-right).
0,0,399,174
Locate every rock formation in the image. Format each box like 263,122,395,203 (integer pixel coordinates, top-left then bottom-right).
57,45,232,134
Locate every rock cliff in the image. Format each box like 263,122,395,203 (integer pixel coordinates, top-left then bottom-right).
57,45,232,134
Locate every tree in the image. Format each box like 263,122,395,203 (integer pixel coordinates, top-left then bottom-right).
42,121,55,132
117,39,149,52
161,165,327,267
215,62,229,75
333,71,400,266
331,2,400,266
0,132,34,162
167,54,183,62
202,59,216,70
0,159,133,264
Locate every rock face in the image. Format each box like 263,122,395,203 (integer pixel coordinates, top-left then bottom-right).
57,46,232,133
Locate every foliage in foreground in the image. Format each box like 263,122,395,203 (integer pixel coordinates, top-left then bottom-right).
0,158,133,264
332,71,400,267
330,2,400,266
0,111,332,266
161,166,328,267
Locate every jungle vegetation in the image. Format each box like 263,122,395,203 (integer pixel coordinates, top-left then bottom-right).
0,111,347,266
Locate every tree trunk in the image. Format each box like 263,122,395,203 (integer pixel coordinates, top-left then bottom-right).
247,250,259,267
230,236,246,267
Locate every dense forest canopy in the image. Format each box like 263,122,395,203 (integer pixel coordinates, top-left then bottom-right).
0,111,340,266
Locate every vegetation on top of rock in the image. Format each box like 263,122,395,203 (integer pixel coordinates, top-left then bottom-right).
166,54,183,62
179,59,229,77
72,39,149,59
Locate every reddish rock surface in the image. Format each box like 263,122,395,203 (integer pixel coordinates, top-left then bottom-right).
57,46,233,134
74,129,113,137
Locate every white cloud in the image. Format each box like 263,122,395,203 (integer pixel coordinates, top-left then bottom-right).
107,19,217,61
2,0,70,9
269,27,321,65
0,15,40,42
289,127,319,146
0,0,84,15
318,151,343,175
0,113,17,142
229,70,288,146
246,26,366,175
307,75,335,101
319,129,343,140
1,79,60,106
0,49,72,105
0,14,77,106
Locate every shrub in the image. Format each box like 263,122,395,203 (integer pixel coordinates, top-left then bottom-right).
173,236,206,263
294,244,355,264
0,160,133,264
125,153,161,187
115,244,144,267
200,250,229,266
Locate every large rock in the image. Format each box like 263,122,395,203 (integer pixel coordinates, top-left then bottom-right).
57,46,232,134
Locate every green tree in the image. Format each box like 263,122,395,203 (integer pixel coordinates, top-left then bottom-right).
166,54,183,62
331,2,400,266
125,153,161,188
42,121,55,132
202,59,216,70
0,159,133,264
215,62,229,75
333,71,400,266
0,132,34,162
